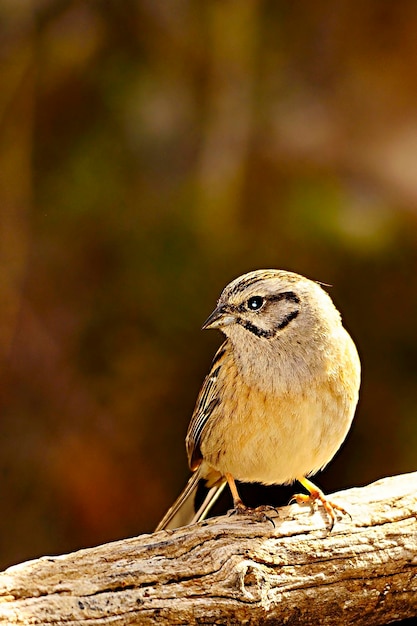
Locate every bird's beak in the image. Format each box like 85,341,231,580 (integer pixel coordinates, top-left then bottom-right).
202,305,235,330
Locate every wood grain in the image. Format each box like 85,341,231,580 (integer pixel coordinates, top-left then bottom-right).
0,472,416,625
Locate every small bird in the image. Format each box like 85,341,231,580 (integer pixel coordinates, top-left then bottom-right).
156,269,360,531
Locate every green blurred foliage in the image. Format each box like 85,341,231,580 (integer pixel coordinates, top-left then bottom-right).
1,0,417,568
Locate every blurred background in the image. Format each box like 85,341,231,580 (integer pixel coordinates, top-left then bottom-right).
1,0,417,570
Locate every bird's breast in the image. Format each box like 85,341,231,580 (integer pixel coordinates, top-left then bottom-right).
200,334,359,484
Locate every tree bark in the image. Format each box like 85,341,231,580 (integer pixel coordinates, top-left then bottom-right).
0,472,416,625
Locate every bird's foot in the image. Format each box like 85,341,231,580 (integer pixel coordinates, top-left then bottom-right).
228,500,277,527
290,487,350,531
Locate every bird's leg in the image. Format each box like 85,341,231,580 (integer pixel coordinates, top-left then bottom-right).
225,473,276,525
292,476,350,530
225,472,247,513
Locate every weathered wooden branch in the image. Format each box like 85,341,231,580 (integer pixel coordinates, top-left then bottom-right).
0,473,416,625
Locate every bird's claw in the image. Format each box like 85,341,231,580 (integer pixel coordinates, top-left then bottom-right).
228,502,277,527
290,491,351,531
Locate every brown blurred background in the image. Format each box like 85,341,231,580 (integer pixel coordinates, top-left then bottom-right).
1,0,417,570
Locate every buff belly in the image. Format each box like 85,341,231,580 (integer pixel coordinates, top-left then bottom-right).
201,383,355,485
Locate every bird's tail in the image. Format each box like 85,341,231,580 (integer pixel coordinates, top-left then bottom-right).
155,468,226,531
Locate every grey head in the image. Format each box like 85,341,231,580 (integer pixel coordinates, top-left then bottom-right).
202,269,341,346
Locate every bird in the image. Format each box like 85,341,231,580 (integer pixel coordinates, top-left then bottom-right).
155,269,360,532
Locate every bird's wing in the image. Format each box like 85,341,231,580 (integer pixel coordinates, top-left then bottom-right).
186,341,228,471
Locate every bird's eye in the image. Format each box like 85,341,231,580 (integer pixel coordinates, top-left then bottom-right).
247,296,264,311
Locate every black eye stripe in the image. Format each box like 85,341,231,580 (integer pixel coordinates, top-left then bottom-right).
268,291,300,305
236,318,275,338
236,309,299,338
235,291,300,313
276,309,299,330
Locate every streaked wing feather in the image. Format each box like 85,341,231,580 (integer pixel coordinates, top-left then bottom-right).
186,341,227,470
